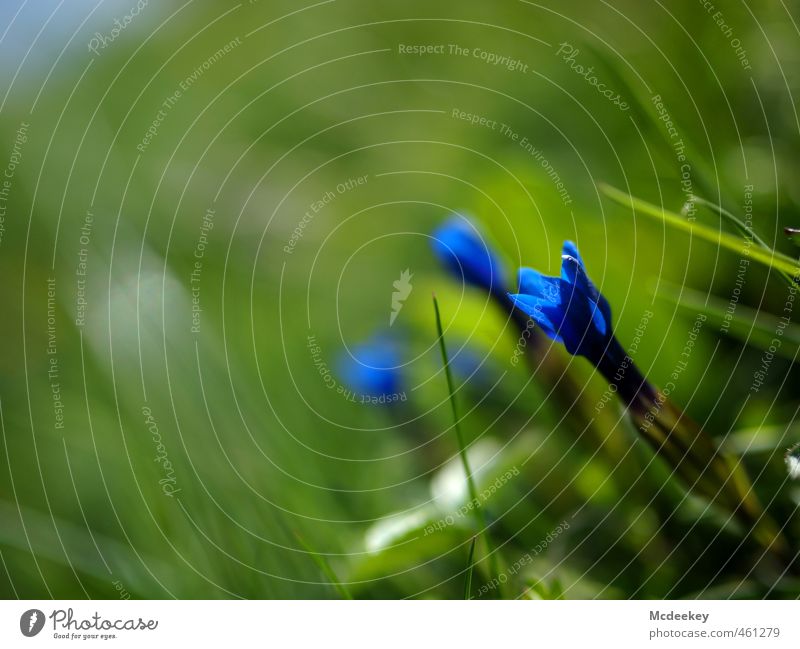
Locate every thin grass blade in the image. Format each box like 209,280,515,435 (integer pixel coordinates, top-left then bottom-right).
463,536,476,600
689,195,795,286
656,281,800,360
601,184,800,279
294,531,353,600
433,294,503,596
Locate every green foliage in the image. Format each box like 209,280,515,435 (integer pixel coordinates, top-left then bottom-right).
1,0,799,600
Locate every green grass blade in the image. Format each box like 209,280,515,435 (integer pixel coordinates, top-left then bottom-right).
690,195,772,249
294,532,353,600
432,296,480,507
601,184,800,279
584,43,718,199
656,281,800,360
720,423,800,456
689,195,795,286
432,295,502,597
463,536,476,600
0,500,175,597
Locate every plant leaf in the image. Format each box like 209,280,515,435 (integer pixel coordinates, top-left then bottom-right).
294,531,353,600
433,294,503,597
689,195,795,287
463,537,476,600
656,280,800,360
601,184,800,279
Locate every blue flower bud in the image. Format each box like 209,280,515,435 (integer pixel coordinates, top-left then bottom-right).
449,346,499,392
338,336,404,401
431,216,508,297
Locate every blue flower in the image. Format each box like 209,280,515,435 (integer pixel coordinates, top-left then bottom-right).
449,346,499,392
338,336,403,401
507,241,613,364
431,216,508,297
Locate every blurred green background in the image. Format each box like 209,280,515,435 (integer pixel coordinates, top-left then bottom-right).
1,0,800,599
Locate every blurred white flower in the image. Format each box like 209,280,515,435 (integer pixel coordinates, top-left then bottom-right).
786,445,800,480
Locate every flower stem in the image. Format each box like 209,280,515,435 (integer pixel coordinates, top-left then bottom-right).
623,371,793,568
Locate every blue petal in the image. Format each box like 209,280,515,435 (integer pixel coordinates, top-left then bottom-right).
563,254,614,331
507,292,563,343
517,267,561,302
510,240,619,362
562,240,584,266
596,292,613,333
560,254,590,292
450,347,498,390
557,278,606,355
431,217,507,295
561,255,608,335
